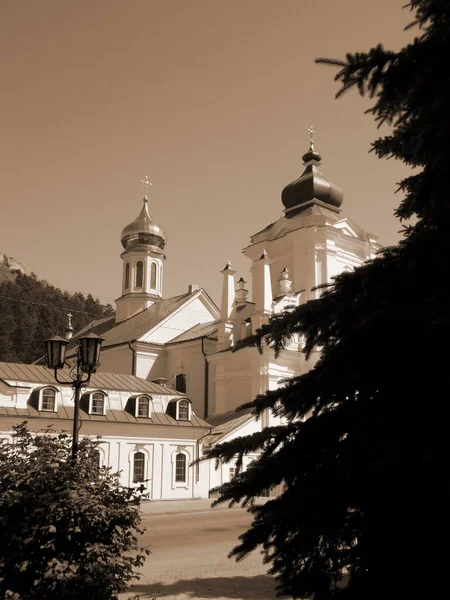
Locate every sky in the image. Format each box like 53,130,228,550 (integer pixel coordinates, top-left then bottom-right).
0,0,416,308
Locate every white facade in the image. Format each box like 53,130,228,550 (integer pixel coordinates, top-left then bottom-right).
0,364,212,500
25,142,381,498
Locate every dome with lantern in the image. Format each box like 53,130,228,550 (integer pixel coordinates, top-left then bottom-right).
281,132,343,217
120,197,166,253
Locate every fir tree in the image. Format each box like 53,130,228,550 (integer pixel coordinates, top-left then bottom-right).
0,273,114,363
199,2,450,598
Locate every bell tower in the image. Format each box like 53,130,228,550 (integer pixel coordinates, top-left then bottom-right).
115,177,166,323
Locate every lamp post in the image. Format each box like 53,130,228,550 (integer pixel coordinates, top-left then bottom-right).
45,332,104,460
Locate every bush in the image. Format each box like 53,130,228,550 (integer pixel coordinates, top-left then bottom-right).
0,423,149,600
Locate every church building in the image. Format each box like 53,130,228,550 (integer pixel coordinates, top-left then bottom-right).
0,135,380,498
68,137,379,418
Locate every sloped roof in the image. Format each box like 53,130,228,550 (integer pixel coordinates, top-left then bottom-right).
168,320,219,344
67,291,198,351
202,406,255,446
0,362,179,395
68,315,116,346
0,404,210,429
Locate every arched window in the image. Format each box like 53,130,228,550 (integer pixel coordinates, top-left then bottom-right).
175,373,187,394
124,262,130,289
91,392,105,415
137,396,150,418
133,451,146,483
135,261,144,288
41,388,56,411
178,399,190,420
175,453,187,482
93,449,102,468
150,262,157,289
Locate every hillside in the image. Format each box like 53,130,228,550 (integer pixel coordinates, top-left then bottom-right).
0,272,114,363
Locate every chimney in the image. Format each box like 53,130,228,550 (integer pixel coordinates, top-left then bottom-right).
188,284,200,293
152,376,168,386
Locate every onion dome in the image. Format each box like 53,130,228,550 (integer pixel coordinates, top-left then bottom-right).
121,197,166,252
281,142,343,217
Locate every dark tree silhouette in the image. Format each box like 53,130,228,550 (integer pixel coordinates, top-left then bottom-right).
0,273,114,363
198,2,450,598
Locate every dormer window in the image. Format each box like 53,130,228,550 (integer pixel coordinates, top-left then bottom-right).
89,392,106,415
39,387,57,412
175,373,187,394
137,395,151,418
177,399,190,421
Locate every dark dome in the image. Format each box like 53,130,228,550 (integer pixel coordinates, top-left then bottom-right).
121,199,166,251
281,148,343,216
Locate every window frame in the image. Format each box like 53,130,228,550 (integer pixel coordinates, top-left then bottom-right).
88,391,107,416
124,262,130,290
136,395,151,418
175,373,187,394
176,398,190,421
135,260,144,288
175,453,187,483
38,386,58,412
172,448,190,489
132,450,146,483
150,262,157,289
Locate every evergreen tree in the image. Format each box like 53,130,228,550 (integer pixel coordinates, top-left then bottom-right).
0,273,114,363
199,2,450,598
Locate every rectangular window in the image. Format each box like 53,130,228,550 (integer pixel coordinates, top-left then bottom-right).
178,401,189,420
175,453,186,482
41,389,56,411
137,397,150,418
175,374,187,394
229,467,236,479
91,393,104,415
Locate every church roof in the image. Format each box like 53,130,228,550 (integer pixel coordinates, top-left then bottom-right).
121,197,166,252
281,144,343,217
202,407,255,447
0,405,210,431
168,320,219,344
103,291,199,347
0,362,176,395
67,290,201,353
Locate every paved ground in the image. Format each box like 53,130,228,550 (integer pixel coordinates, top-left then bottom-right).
120,498,285,600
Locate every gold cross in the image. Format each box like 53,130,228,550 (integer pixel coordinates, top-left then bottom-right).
140,175,152,199
308,126,315,151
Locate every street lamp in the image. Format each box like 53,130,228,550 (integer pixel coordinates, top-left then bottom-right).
45,332,104,460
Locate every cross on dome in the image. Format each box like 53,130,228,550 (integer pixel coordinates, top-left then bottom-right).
308,126,315,151
140,175,152,200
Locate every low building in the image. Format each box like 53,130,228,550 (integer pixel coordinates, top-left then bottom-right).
0,362,212,500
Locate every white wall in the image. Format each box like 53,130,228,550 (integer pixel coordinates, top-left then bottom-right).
0,378,211,500
141,296,216,344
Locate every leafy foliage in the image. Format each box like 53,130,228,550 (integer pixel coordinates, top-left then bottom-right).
0,423,149,600
199,1,450,598
0,272,114,363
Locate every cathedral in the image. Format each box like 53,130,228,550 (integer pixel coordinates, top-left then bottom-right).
0,136,380,499
68,137,379,419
